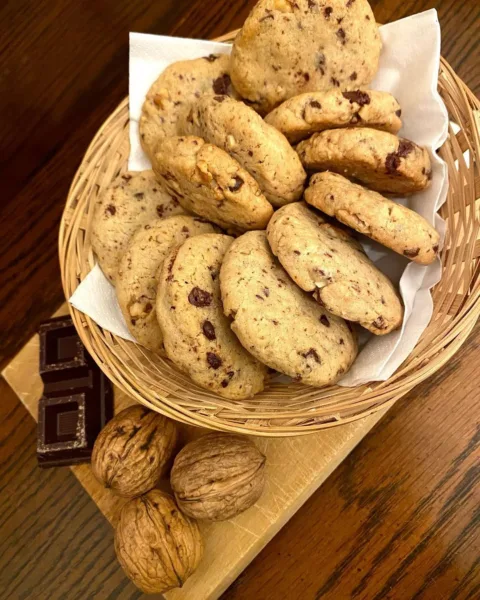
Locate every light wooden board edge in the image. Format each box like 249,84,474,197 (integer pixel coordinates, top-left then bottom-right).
2,304,387,600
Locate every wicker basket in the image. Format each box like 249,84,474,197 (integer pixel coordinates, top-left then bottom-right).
59,30,480,436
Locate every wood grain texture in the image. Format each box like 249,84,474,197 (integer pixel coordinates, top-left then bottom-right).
0,0,479,598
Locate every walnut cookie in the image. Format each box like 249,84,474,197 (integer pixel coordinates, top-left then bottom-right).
180,94,306,207
305,172,440,264
296,128,432,194
156,233,268,399
116,216,218,354
267,202,404,335
220,231,357,385
139,54,238,160
151,136,274,232
229,0,381,114
265,89,402,143
91,170,183,283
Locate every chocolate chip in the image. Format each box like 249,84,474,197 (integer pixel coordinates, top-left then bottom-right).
202,320,216,340
336,28,346,44
310,100,322,109
349,72,358,81
263,287,270,297
433,244,439,253
156,205,165,217
331,77,340,87
206,352,222,369
397,140,415,158
180,226,190,234
302,348,321,363
308,0,317,8
122,174,132,181
294,250,301,255
229,175,244,192
396,108,402,117
134,192,144,200
213,74,231,95
315,52,326,75
255,294,264,301
403,247,420,258
248,150,253,157
372,316,387,330
204,54,219,62
385,153,401,174
188,287,212,307
221,379,229,388
319,315,330,327
287,0,299,8
339,338,345,345
346,0,356,6
343,91,370,106
324,6,333,18
213,95,226,102
105,204,116,216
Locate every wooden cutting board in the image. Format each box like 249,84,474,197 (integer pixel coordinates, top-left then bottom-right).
2,303,387,600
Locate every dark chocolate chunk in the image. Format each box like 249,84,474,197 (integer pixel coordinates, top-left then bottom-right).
346,0,356,6
105,204,116,216
324,6,333,18
342,91,370,106
403,247,420,258
385,152,401,174
188,287,212,307
336,28,346,44
433,244,439,253
331,77,340,87
396,108,402,117
397,140,415,158
229,175,244,192
372,316,387,330
213,74,231,95
310,100,322,109
206,352,222,369
134,192,144,200
202,320,216,340
204,54,219,62
302,348,321,363
319,315,330,327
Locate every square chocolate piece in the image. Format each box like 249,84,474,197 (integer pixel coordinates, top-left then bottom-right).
37,316,114,468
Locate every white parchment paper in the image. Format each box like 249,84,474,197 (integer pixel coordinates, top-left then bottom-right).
70,9,449,387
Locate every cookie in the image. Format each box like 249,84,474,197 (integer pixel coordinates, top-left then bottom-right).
297,128,432,194
229,0,381,114
266,202,403,335
305,172,440,264
220,231,357,385
116,216,218,354
156,233,267,399
265,89,402,143
181,94,306,206
151,136,274,232
139,55,237,160
91,171,184,283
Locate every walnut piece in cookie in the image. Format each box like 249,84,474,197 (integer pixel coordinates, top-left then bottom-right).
91,170,184,283
116,215,218,354
151,136,274,232
156,233,268,399
297,128,432,194
230,0,381,114
267,202,404,335
265,89,402,143
220,230,357,385
180,94,306,206
305,172,440,265
139,55,238,160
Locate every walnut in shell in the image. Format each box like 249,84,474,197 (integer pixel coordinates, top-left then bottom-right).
115,490,203,594
170,432,266,521
91,405,177,497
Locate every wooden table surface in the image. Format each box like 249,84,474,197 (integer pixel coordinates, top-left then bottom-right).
0,0,479,598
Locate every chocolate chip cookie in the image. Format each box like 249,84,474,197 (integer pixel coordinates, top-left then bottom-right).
180,94,306,206
266,202,404,335
91,171,184,283
265,89,402,143
220,230,357,385
151,136,274,232
116,216,218,354
139,55,237,160
296,128,432,194
156,233,268,399
305,172,440,264
230,0,381,114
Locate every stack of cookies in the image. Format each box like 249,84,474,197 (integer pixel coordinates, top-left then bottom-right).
92,0,440,399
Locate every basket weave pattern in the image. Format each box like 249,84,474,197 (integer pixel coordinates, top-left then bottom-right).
59,35,480,436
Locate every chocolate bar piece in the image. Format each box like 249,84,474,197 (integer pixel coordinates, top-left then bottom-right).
37,316,113,468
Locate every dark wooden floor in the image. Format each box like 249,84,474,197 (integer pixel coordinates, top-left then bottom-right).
0,0,479,598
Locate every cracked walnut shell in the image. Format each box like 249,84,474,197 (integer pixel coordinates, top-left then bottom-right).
170,432,266,521
91,405,177,497
115,490,203,594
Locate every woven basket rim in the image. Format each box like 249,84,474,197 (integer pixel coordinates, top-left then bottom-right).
59,36,480,436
